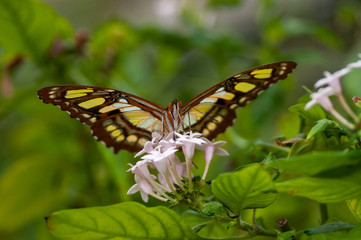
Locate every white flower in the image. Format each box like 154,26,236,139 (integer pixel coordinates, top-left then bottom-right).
175,131,206,190
305,87,334,111
127,160,157,202
127,174,156,202
128,131,228,202
175,131,205,160
134,141,154,158
142,147,178,173
151,132,163,143
197,138,229,180
305,58,359,130
314,68,350,94
127,159,176,202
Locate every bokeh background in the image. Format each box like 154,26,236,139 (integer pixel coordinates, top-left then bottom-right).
1,0,361,239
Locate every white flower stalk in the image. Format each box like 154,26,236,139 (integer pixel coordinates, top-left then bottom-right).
127,131,228,203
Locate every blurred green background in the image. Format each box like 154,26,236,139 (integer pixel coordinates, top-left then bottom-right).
1,0,361,239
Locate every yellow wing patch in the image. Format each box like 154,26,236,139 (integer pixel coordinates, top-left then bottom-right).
78,98,106,109
65,89,94,99
116,135,125,142
127,135,138,143
250,68,273,79
235,82,256,92
111,129,122,138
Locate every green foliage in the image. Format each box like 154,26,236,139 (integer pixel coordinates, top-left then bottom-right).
306,119,348,140
267,151,361,175
301,224,361,240
212,164,276,214
347,198,361,222
46,202,201,240
0,0,72,62
303,222,355,235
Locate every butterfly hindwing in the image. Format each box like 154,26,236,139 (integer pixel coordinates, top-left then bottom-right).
38,85,165,152
182,61,297,139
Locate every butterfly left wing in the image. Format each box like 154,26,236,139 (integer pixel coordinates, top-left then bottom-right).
38,85,166,153
181,61,297,140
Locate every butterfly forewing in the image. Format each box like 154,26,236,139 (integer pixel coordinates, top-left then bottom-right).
182,61,297,139
38,61,296,153
38,85,165,153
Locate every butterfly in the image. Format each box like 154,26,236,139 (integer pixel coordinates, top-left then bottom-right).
38,61,297,153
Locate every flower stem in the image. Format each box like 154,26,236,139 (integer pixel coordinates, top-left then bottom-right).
185,156,193,191
337,94,359,122
149,192,173,202
201,162,210,180
168,162,184,189
328,108,355,130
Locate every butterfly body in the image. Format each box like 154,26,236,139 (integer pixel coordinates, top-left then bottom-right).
38,61,297,153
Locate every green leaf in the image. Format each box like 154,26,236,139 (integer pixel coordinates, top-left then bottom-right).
0,0,72,61
304,222,355,235
306,119,347,140
277,230,295,240
289,102,326,123
275,166,361,203
212,164,276,214
267,151,361,175
347,198,361,222
46,202,201,240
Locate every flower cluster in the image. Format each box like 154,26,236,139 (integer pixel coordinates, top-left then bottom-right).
127,132,228,203
305,54,361,129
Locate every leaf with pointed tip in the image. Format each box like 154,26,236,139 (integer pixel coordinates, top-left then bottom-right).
275,166,361,203
267,151,361,175
46,202,201,240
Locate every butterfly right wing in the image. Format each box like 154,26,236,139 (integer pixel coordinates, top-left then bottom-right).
38,85,166,153
181,61,297,140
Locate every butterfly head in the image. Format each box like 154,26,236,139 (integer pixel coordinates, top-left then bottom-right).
167,100,181,110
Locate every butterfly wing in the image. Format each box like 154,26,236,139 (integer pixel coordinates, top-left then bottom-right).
181,61,297,140
38,85,166,153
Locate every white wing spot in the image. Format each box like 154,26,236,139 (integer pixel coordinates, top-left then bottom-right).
200,98,217,104
113,103,130,108
215,87,225,93
122,106,142,112
118,99,128,103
